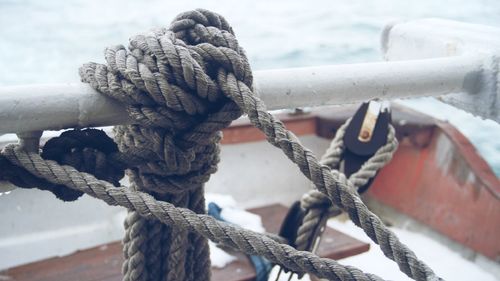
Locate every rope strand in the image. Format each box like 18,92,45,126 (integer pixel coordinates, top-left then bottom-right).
3,144,382,281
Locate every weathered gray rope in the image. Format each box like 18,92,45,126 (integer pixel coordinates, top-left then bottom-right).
295,120,398,252
1,9,441,281
3,144,383,281
122,207,149,281
295,120,350,252
185,17,438,277
296,191,342,251
219,72,440,280
78,9,246,281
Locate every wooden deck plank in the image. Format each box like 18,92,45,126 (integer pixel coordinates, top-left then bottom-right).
1,204,369,281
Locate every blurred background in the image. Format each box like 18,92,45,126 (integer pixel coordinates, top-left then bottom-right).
1,0,499,176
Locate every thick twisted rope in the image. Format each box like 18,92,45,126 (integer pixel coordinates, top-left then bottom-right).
3,144,383,281
295,121,351,252
0,129,127,201
219,71,440,280
295,120,398,252
0,9,441,281
78,9,248,281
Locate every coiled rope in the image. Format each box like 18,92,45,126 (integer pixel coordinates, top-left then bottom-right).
0,9,441,281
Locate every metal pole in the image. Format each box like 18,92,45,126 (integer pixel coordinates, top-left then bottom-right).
0,55,483,135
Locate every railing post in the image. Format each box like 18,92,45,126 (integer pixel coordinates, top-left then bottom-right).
16,131,42,153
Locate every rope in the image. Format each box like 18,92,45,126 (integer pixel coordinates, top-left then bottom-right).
208,202,273,281
0,129,126,201
78,9,246,281
0,9,441,281
222,76,440,280
2,144,383,281
295,120,398,252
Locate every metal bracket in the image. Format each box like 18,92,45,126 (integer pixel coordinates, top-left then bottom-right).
383,18,500,122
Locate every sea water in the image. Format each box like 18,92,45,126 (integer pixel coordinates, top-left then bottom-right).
0,0,499,176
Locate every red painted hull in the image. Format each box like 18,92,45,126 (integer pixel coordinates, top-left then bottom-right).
221,104,500,260
368,121,500,260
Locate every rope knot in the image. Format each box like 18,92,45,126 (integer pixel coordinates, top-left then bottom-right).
79,8,251,197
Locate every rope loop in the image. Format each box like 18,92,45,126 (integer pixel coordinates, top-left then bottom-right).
294,120,398,253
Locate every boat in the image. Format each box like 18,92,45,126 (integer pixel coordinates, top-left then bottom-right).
0,10,499,281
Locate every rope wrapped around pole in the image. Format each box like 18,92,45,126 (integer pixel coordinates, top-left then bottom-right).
0,9,441,281
79,9,248,281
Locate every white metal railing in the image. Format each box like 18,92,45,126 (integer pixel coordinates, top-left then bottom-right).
0,19,499,139
0,19,499,138
0,54,483,134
